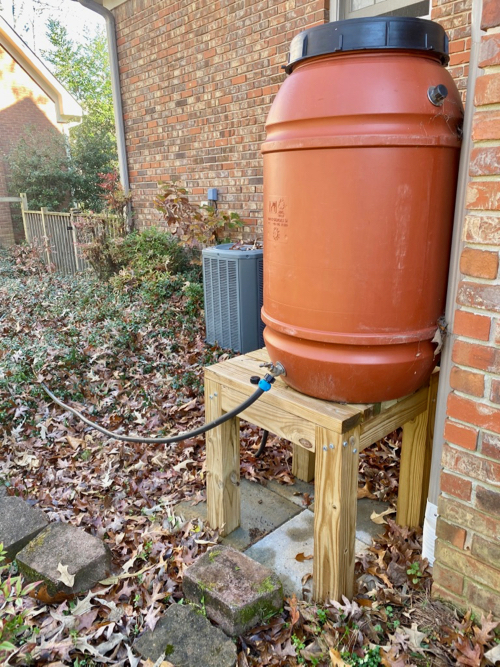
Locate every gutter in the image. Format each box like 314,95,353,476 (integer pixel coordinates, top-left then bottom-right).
422,0,484,565
72,0,131,216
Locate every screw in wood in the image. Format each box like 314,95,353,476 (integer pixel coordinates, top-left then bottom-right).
323,445,327,451
343,441,348,447
329,443,334,449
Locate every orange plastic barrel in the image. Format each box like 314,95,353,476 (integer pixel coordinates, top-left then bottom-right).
262,17,463,403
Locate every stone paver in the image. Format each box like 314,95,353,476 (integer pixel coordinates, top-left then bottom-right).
0,495,48,560
183,545,282,636
134,602,237,666
17,522,111,595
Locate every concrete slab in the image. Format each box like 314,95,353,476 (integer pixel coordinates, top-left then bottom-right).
245,498,390,598
175,478,302,551
265,478,314,508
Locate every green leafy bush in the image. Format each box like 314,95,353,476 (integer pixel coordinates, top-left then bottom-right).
109,227,196,291
6,126,76,211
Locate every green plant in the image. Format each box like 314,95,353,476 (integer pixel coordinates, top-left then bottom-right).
154,180,243,251
0,545,40,663
110,227,191,289
340,646,381,666
291,633,306,664
7,126,76,211
407,561,423,585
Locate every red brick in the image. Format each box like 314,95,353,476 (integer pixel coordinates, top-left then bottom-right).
440,470,473,500
450,366,485,397
442,440,500,483
460,247,499,279
449,51,470,66
453,310,491,341
471,533,500,569
436,542,500,592
481,431,500,460
452,339,500,372
479,33,500,67
469,147,500,177
433,561,465,595
466,181,500,211
472,111,500,141
475,73,500,106
491,379,500,404
464,579,500,618
465,215,500,245
436,517,467,549
457,282,500,315
444,418,479,450
482,0,500,29
476,485,500,517
431,583,467,612
439,496,499,538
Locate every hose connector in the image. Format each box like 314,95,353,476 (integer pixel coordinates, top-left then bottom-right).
259,361,286,377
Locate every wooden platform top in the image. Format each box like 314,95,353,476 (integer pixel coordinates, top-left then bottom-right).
205,347,380,433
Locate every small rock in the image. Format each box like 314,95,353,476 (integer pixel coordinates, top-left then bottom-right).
183,545,283,636
17,523,111,596
0,495,48,560
134,603,236,666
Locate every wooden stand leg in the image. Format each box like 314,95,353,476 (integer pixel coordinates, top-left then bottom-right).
313,426,360,602
205,379,240,536
397,377,437,528
292,445,315,482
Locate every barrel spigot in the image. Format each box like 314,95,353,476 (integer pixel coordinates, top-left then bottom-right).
259,361,286,377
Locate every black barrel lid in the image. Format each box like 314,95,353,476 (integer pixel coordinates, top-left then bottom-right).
286,17,449,73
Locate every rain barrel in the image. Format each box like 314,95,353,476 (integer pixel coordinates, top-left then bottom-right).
261,17,463,403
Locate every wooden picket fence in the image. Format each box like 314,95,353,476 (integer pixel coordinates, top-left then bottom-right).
20,196,123,275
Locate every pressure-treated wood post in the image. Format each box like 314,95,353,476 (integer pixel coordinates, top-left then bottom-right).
205,379,241,536
313,425,360,602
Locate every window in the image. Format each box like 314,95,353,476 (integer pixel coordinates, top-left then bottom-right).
331,0,430,21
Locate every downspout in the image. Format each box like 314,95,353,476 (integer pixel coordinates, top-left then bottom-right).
422,0,484,565
73,0,131,226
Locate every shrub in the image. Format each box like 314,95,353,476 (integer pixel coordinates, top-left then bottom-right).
110,227,195,290
154,180,243,251
6,126,75,211
73,211,126,280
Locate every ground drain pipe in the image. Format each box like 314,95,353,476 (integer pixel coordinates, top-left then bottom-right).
41,372,278,445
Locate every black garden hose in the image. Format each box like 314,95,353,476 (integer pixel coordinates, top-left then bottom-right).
41,374,275,445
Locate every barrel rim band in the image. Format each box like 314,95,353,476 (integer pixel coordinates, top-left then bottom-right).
261,310,438,346
262,133,461,153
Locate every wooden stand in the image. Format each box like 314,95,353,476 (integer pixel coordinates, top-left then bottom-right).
204,348,438,602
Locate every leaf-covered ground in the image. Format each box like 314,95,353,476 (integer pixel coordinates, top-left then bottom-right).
0,249,498,666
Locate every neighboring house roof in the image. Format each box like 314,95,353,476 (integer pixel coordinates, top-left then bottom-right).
0,15,83,122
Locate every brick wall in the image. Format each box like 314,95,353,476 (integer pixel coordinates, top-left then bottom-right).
432,0,500,618
0,44,62,247
113,0,329,234
432,0,472,100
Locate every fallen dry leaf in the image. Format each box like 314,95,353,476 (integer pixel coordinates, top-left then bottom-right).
57,563,75,587
370,507,397,525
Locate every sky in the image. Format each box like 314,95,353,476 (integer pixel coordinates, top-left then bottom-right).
0,0,105,55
